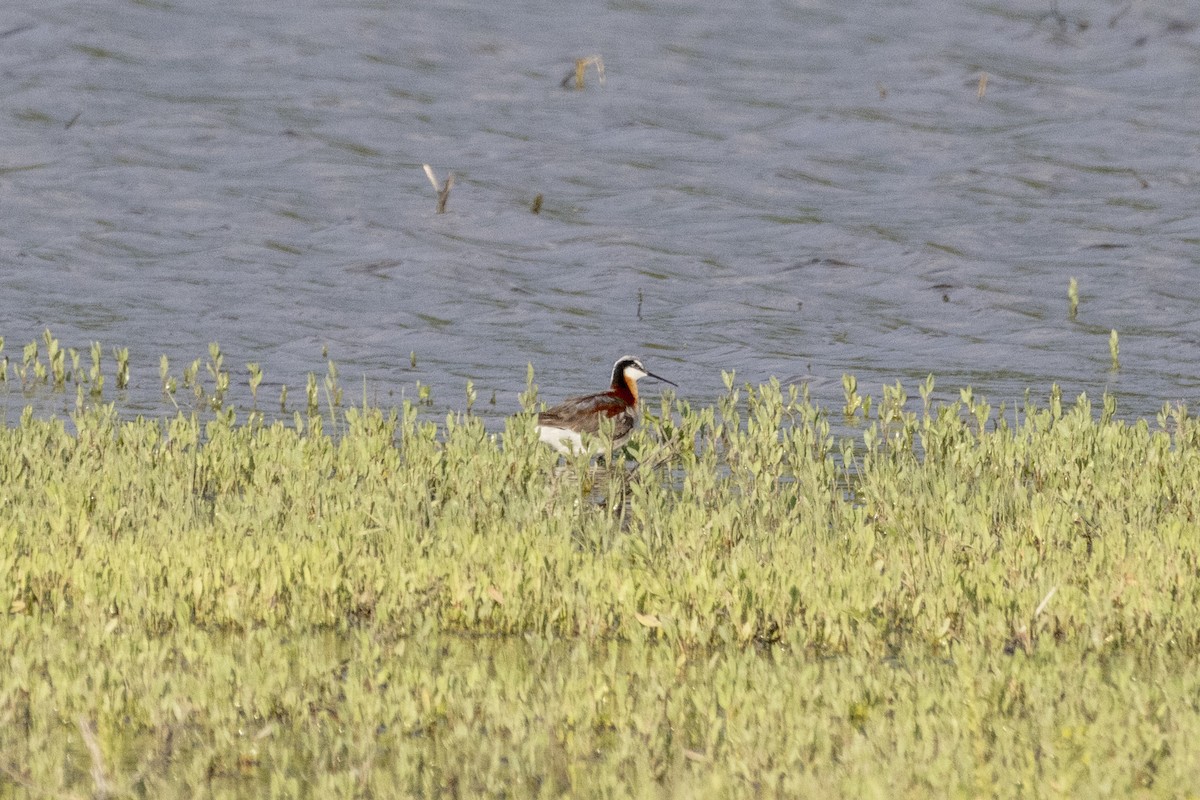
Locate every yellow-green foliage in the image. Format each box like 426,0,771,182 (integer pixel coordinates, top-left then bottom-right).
4,372,1200,798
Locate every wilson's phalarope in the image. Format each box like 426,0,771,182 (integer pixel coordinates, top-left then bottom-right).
536,355,677,455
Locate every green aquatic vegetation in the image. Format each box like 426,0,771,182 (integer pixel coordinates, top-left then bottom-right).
44,331,67,389
205,343,229,409
4,347,1200,796
88,341,105,398
246,362,263,405
114,346,130,390
159,354,176,403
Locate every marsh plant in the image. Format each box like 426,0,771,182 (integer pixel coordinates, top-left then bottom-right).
3,334,1200,797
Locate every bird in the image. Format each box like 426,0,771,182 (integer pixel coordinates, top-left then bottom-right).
536,355,677,455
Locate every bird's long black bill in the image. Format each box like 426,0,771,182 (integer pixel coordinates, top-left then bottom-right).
645,371,678,388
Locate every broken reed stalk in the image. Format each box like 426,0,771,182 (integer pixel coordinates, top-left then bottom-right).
562,55,605,90
423,164,454,214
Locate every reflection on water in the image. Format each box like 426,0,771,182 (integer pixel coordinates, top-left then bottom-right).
0,1,1198,426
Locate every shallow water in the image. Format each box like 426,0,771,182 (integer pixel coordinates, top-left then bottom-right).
1,0,1198,424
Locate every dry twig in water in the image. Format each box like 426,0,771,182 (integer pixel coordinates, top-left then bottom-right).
423,164,454,214
562,55,605,90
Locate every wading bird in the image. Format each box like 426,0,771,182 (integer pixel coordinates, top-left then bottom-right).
536,355,677,455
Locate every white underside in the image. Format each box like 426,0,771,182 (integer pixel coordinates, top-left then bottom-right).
536,424,629,455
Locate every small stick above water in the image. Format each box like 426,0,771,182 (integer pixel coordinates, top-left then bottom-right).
422,164,454,214
561,55,606,90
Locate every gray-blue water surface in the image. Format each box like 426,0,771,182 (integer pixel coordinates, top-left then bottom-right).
2,0,1198,426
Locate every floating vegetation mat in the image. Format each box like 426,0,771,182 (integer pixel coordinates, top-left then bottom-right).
3,343,1200,796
